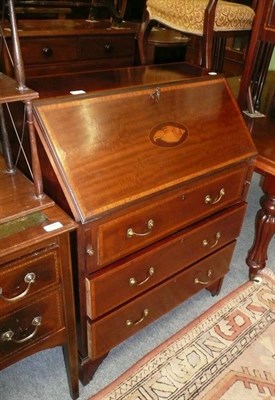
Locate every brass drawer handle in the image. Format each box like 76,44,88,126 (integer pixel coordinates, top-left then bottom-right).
0,272,36,303
194,269,213,285
127,219,154,238
202,232,221,248
129,267,155,287
126,309,149,327
205,188,225,205
1,316,42,344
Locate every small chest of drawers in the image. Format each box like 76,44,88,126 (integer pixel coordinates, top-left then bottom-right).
1,19,138,78
32,74,257,385
0,156,79,399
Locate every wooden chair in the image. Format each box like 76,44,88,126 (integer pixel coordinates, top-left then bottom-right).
114,0,128,19
138,0,257,71
238,0,275,114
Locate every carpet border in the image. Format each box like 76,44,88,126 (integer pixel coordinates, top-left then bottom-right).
90,268,274,400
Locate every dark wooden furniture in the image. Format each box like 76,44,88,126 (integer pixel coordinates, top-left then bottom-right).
246,133,275,279
10,0,128,22
1,19,138,79
29,71,256,385
236,0,275,279
0,154,79,399
145,27,190,65
244,92,275,278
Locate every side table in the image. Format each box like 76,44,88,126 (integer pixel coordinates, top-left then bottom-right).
0,155,79,399
237,0,275,278
245,111,275,278
146,27,190,64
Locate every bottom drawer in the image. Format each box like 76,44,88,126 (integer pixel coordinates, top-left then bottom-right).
0,289,64,361
88,242,236,359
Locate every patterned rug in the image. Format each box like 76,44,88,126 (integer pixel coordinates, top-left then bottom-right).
91,269,275,400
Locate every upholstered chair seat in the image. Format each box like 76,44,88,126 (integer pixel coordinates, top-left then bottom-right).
147,0,254,35
138,0,257,71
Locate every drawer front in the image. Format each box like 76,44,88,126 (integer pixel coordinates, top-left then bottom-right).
87,203,246,319
0,249,59,312
79,35,135,60
88,242,235,359
20,37,78,65
94,165,248,268
0,290,64,361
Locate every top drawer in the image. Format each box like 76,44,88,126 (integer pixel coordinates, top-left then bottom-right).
20,37,78,65
79,35,135,60
86,164,249,270
0,247,59,312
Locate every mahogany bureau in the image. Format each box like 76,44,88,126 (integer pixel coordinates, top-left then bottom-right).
0,155,79,399
31,74,257,384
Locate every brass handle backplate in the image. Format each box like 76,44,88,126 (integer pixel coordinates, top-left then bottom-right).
202,232,221,248
129,267,155,287
127,219,154,238
126,309,149,327
194,269,213,285
0,272,36,303
1,316,42,344
205,188,225,205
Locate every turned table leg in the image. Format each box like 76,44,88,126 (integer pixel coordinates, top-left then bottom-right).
246,173,275,279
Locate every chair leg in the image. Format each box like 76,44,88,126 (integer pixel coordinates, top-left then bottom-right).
251,42,274,110
201,24,215,70
212,36,226,73
201,35,213,70
137,10,158,65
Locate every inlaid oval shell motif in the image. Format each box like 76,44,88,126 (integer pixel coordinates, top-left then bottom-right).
150,122,188,147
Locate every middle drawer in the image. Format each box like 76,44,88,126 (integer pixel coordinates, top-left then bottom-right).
86,203,246,319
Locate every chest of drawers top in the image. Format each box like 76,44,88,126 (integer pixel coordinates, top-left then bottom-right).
32,76,257,224
2,19,138,77
0,155,76,261
3,19,138,37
